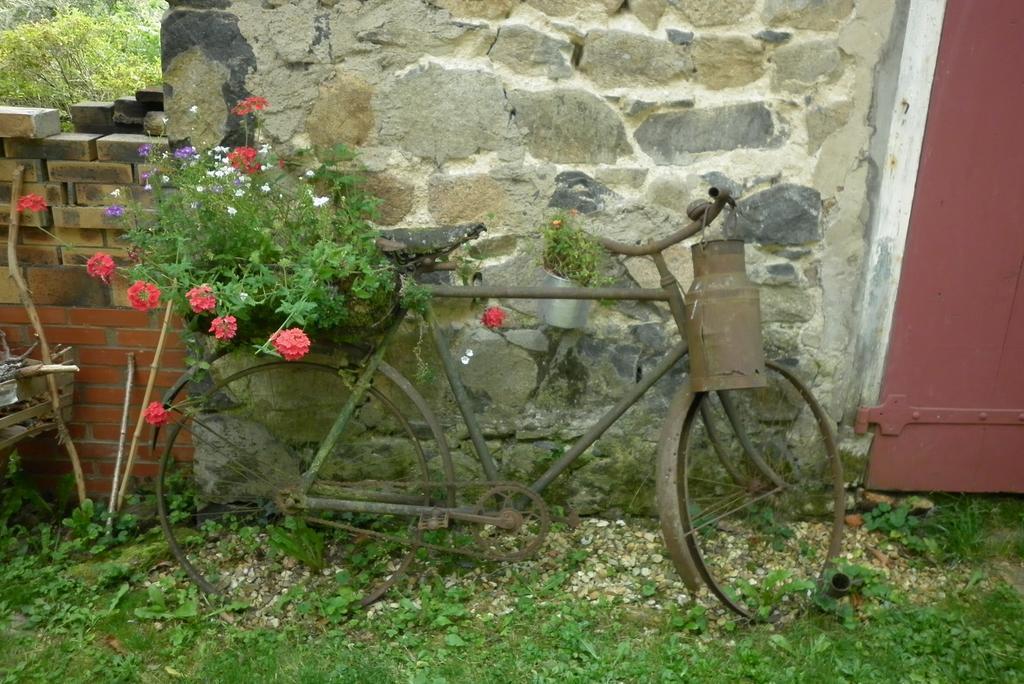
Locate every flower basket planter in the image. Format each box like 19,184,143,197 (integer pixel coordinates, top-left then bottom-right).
538,271,591,329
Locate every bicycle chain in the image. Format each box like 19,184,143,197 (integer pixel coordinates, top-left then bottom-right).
301,479,551,563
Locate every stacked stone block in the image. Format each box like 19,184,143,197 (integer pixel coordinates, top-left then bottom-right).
71,86,168,137
0,103,184,495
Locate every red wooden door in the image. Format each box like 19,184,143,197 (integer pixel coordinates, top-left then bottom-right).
862,0,1024,492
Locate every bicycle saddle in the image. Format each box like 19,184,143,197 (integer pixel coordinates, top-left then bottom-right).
375,222,485,264
378,222,485,259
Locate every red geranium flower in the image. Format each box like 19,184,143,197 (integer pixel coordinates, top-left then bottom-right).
143,401,171,426
481,306,506,330
231,96,269,116
209,315,238,341
16,194,47,213
270,327,311,361
126,280,161,312
85,252,116,284
227,146,260,175
186,284,217,313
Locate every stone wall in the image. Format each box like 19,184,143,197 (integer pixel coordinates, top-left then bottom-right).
162,0,905,514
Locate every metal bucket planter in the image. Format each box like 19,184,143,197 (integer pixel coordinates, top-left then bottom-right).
538,271,591,329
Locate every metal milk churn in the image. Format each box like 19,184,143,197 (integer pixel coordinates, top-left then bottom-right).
684,240,767,392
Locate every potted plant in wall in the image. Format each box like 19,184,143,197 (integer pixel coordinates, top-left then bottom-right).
539,211,608,329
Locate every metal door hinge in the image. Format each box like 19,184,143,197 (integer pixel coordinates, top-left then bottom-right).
855,394,1024,435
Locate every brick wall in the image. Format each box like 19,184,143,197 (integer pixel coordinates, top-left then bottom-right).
0,97,186,496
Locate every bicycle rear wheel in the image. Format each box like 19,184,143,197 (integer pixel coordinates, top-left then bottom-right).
156,356,453,610
678,360,845,621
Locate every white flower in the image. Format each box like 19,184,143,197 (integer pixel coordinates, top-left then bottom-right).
189,201,199,209
227,206,237,216
196,186,205,193
188,105,198,114
465,349,474,357
312,196,330,208
161,175,170,183
460,355,470,365
144,184,152,191
206,171,217,177
304,170,315,178
234,189,245,197
259,144,270,155
213,145,228,153
260,184,271,193
109,188,121,198
239,292,250,302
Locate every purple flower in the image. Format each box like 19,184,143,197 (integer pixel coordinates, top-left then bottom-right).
137,143,152,158
105,205,125,218
173,145,197,160
140,170,151,182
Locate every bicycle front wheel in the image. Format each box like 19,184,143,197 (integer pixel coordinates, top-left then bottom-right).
678,360,845,621
156,356,453,611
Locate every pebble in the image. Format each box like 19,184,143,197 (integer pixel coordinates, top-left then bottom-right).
154,513,979,634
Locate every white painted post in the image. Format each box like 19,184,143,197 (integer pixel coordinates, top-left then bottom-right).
855,0,948,407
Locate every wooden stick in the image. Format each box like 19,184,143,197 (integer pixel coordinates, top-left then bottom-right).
117,302,173,508
15,364,80,377
7,165,87,504
108,353,134,527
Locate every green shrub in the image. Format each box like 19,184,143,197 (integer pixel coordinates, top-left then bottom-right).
0,0,163,32
0,7,161,119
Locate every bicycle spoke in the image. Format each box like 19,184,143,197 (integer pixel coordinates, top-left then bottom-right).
687,492,755,529
687,486,784,535
686,475,752,489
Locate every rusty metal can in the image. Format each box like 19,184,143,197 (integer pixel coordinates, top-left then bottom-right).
684,240,767,392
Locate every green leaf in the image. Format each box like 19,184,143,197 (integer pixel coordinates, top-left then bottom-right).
444,632,467,647
108,583,130,612
170,600,199,619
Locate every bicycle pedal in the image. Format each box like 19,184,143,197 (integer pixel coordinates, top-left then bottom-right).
418,509,449,530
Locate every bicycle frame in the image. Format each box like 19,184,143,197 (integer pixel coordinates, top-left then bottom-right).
297,251,694,499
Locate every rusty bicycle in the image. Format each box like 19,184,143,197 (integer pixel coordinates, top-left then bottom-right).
155,187,846,621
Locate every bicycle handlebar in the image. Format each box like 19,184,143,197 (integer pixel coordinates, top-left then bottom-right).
595,187,735,257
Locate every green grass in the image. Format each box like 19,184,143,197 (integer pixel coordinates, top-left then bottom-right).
922,494,1024,561
3,580,1023,683
2,493,1023,683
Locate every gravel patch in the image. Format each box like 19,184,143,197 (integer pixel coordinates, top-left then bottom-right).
151,516,990,632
